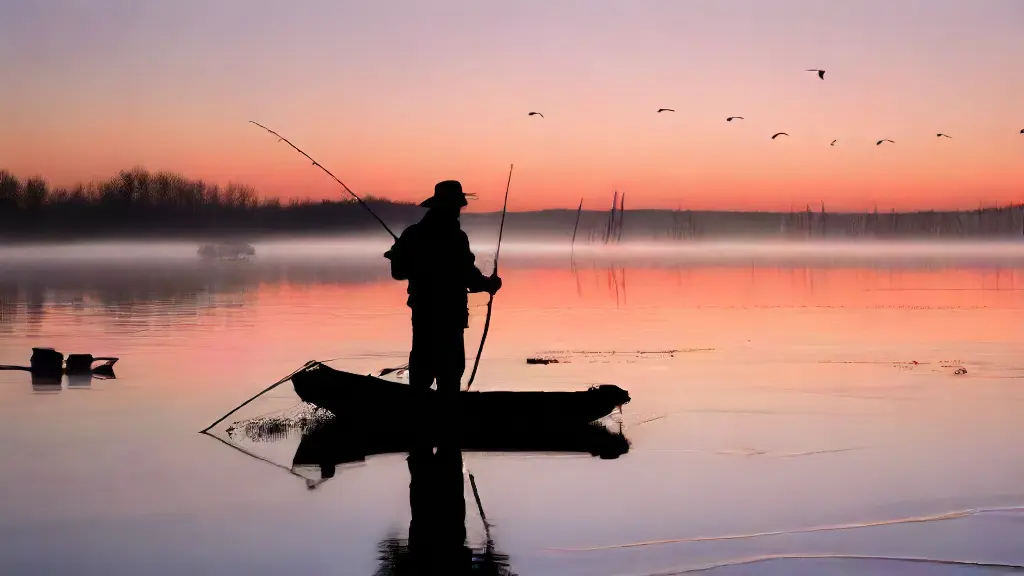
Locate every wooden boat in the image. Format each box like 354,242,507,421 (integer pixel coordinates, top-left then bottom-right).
290,361,630,430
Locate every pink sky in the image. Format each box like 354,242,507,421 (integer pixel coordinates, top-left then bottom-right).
1,0,1022,212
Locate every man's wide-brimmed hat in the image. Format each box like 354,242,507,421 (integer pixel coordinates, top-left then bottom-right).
421,180,473,208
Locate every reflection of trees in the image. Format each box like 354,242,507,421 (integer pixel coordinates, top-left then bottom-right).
24,285,46,328
0,283,18,332
0,262,393,325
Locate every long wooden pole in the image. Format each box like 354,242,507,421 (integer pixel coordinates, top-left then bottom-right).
465,164,513,391
198,360,316,433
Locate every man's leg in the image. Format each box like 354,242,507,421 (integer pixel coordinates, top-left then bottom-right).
408,311,436,391
434,326,466,395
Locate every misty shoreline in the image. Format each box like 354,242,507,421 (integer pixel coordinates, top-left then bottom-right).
3,209,1023,245
3,207,1022,244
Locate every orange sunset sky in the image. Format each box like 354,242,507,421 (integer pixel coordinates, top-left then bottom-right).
1,0,1022,212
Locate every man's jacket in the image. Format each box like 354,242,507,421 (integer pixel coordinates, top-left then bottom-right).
385,211,490,327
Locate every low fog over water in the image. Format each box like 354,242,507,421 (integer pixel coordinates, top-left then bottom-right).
3,238,1024,270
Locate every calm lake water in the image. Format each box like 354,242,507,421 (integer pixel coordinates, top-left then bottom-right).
1,239,1023,575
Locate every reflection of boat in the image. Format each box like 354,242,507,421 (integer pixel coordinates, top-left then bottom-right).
291,362,630,431
290,417,630,478
197,242,255,261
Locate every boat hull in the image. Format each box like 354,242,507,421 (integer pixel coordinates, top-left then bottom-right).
290,362,630,431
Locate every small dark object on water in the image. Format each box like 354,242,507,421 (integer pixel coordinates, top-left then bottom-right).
954,367,967,375
526,358,560,365
1,348,118,378
31,347,64,378
66,353,118,375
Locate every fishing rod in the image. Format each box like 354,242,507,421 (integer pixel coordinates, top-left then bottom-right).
248,121,398,240
465,164,513,391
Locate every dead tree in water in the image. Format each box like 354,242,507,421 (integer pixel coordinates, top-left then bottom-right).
570,198,583,258
669,208,699,239
601,190,626,243
605,190,618,243
617,193,625,242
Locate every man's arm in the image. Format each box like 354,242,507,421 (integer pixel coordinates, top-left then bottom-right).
384,225,415,281
459,231,499,294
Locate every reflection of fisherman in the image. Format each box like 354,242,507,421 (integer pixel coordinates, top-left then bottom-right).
385,180,502,394
375,439,513,575
406,443,471,571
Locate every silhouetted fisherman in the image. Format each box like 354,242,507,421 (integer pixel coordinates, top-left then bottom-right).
385,180,502,397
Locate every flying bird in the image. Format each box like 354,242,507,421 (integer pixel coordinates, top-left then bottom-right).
771,132,789,139
936,133,952,138
830,139,837,146
876,139,894,145
806,69,826,80
528,111,544,118
726,116,744,121
657,108,675,113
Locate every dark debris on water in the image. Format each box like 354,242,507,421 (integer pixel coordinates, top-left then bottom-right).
526,358,561,365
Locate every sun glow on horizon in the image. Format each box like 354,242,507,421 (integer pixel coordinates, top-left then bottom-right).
1,1,1022,213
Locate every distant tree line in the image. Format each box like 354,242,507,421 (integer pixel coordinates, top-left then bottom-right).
0,167,422,240
774,202,1024,238
1,167,1022,240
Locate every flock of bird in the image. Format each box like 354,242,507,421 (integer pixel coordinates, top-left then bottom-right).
526,69,1024,146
